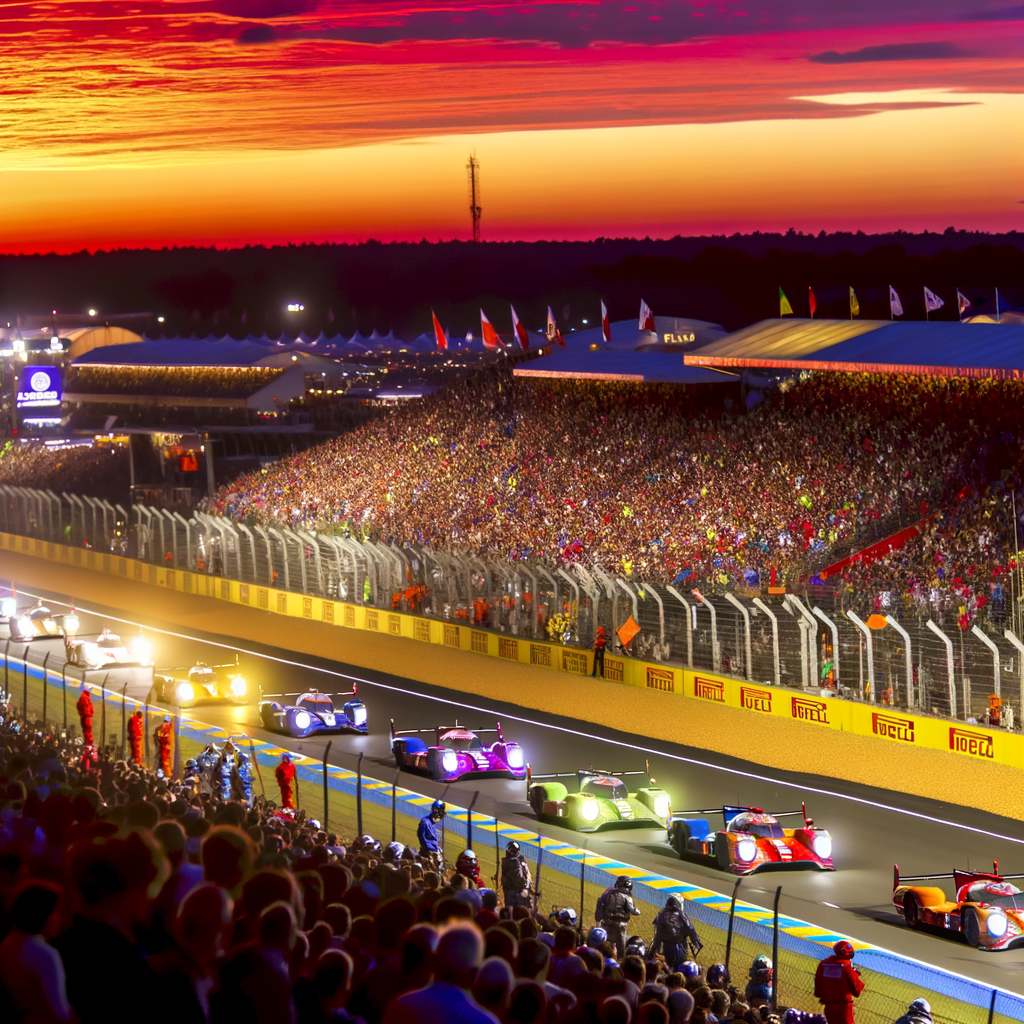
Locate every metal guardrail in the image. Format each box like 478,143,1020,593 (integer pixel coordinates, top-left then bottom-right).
1,484,1021,730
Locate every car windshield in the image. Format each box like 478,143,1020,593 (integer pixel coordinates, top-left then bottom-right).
967,882,1024,909
581,776,628,800
97,635,123,649
440,730,481,751
298,694,334,712
728,812,784,839
190,667,214,680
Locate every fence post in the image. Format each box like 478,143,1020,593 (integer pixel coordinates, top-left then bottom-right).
724,594,752,680
771,886,781,1013
534,838,543,914
724,877,742,973
847,611,874,700
926,619,957,719
120,683,128,758
391,768,401,843
5,638,10,698
62,664,67,729
22,646,29,718
578,842,588,943
885,616,914,707
692,590,720,672
322,741,332,832
972,625,1001,698
814,606,841,690
493,817,501,892
989,989,998,1024
356,752,363,837
41,652,49,724
665,587,693,669
466,791,479,852
144,703,150,766
172,713,181,780
752,599,780,686
101,673,109,752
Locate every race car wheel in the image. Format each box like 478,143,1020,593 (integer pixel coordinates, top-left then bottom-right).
715,836,733,872
670,820,690,856
903,894,921,929
393,739,408,767
426,748,443,779
961,907,981,946
529,785,546,817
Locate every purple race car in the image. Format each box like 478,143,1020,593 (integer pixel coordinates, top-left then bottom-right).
390,719,527,781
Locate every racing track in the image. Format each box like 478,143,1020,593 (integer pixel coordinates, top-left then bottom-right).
10,577,1024,994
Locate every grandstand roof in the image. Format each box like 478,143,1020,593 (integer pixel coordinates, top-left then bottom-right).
514,347,737,384
685,318,1024,379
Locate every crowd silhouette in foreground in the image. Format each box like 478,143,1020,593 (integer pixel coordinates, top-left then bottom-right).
0,694,937,1024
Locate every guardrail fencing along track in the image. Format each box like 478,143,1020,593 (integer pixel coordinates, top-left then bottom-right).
6,648,1024,1024
2,484,1022,730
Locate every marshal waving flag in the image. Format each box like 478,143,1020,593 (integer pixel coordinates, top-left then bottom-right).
545,306,566,347
957,288,972,319
480,309,501,350
889,285,904,319
431,310,448,352
601,300,611,343
639,299,655,332
510,305,530,352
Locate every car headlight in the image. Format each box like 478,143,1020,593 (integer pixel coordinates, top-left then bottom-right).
580,799,600,822
441,749,458,772
130,636,152,662
351,705,367,726
736,838,758,862
64,614,80,634
987,911,1009,938
812,834,833,860
230,676,247,696
16,617,32,635
507,747,524,769
654,794,671,819
294,710,311,730
1,598,16,618
177,682,195,702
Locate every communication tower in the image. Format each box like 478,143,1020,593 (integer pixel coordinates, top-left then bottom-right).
467,154,482,243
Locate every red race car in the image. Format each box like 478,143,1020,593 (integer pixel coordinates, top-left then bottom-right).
893,862,1024,950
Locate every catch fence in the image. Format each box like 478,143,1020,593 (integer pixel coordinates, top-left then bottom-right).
1,484,1021,730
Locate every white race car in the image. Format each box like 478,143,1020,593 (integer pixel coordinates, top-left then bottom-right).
4,599,74,643
64,627,153,670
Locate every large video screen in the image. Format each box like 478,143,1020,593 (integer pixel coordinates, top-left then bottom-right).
16,365,63,408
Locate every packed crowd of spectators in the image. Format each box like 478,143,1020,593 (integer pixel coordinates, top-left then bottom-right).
0,440,129,506
0,694,898,1024
208,365,1024,612
67,366,285,399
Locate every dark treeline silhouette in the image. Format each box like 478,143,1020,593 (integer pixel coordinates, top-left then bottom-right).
1,229,1022,340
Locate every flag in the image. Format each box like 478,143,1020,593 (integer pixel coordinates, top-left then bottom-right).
545,306,565,346
808,287,817,319
639,299,655,332
889,285,903,318
957,288,971,318
924,286,945,312
510,305,530,352
849,287,860,319
600,300,611,343
431,310,448,351
480,309,501,350
996,288,1002,323
779,287,793,317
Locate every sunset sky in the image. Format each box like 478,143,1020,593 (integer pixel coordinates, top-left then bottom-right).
1,1,1022,250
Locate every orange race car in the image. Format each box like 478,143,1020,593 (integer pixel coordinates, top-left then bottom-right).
893,862,1024,950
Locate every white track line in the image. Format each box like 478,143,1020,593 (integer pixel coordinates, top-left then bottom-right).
28,589,1024,850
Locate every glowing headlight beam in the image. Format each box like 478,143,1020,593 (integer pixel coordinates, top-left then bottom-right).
580,799,600,822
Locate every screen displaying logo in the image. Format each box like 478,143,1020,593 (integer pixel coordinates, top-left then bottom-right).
791,696,830,724
872,712,915,743
740,686,773,713
694,676,725,702
16,366,62,408
949,727,994,759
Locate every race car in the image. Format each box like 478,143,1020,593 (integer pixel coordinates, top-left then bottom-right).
260,685,367,738
156,657,248,708
4,599,75,642
893,862,1024,950
527,763,670,832
65,627,153,670
391,719,526,781
668,803,834,874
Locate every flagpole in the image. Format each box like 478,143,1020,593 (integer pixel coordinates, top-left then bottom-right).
996,288,1001,323
924,286,929,322
957,287,962,323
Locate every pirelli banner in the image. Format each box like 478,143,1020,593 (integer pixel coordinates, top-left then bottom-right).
685,670,1023,767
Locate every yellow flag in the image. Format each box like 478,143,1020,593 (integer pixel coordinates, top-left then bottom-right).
779,287,793,317
849,286,860,318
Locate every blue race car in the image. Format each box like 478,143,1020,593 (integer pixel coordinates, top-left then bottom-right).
259,685,367,738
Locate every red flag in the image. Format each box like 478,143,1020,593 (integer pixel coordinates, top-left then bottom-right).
601,300,611,343
808,286,817,319
431,310,448,352
639,299,655,332
480,309,501,350
510,305,530,352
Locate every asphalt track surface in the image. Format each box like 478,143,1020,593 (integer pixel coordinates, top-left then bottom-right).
10,578,1024,993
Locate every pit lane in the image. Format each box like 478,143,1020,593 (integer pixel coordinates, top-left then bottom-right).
8,578,1024,994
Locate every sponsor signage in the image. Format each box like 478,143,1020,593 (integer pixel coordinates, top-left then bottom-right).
646,666,674,691
694,675,725,702
791,695,830,724
949,727,994,759
740,685,773,713
872,712,915,743
16,366,62,408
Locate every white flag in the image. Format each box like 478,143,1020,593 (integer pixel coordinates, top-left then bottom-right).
546,306,557,342
957,289,971,317
638,299,655,332
924,286,945,312
888,285,903,318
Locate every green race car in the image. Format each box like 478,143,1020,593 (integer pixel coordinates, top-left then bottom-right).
527,762,671,832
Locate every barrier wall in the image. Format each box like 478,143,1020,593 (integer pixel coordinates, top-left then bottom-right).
8,650,1024,1024
3,530,1017,775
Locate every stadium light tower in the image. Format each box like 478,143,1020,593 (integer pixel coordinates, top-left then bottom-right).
467,153,481,243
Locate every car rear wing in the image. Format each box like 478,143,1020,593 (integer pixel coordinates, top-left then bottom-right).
670,801,813,826
262,682,358,701
390,719,505,746
527,760,652,797
894,861,1024,891
160,654,244,675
